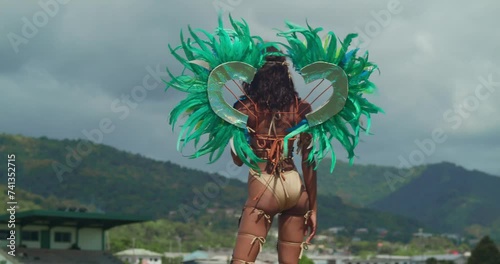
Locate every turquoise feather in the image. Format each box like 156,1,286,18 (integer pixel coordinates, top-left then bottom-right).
277,21,383,172
166,14,273,170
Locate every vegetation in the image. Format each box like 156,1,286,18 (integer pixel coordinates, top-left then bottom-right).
108,216,238,253
299,255,314,264
0,184,90,212
426,258,454,264
340,237,469,258
316,160,425,207
1,133,499,252
467,236,500,264
370,162,500,241
0,133,422,249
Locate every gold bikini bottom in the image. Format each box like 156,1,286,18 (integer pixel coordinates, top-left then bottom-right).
249,169,302,211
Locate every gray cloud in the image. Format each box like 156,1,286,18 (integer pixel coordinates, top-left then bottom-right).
1,0,499,178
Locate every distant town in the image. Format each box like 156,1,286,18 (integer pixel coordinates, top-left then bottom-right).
2,208,497,264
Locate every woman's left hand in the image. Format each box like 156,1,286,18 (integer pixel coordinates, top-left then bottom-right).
305,210,317,244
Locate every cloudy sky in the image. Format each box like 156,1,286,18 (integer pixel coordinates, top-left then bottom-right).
1,0,499,178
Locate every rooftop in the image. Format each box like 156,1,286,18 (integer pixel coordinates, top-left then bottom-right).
116,248,163,257
0,210,151,229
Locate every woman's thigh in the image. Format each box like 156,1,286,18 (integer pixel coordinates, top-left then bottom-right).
278,190,309,241
231,173,282,263
276,190,309,263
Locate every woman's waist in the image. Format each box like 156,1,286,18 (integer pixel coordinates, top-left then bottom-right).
254,159,296,174
251,134,297,145
253,148,294,159
249,167,300,178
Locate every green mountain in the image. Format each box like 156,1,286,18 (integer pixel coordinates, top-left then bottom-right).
0,133,422,249
315,159,425,207
0,167,92,212
0,133,247,216
370,162,500,241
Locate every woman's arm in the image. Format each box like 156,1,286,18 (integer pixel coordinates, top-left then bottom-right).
298,102,317,243
300,134,317,212
300,131,317,244
230,100,249,167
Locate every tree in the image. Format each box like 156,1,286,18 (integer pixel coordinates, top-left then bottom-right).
426,258,454,264
299,255,314,264
426,258,438,264
467,236,500,264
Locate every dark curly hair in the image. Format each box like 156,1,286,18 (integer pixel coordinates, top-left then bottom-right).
242,47,298,111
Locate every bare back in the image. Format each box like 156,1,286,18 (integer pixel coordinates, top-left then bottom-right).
234,97,312,174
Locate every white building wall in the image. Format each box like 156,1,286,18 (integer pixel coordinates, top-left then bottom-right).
19,225,50,249
51,226,76,249
1,226,51,249
78,228,103,250
1,225,107,251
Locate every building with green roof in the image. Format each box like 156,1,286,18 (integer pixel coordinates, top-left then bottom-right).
0,209,151,264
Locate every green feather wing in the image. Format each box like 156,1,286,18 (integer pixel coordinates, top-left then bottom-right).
166,15,275,170
278,22,384,172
